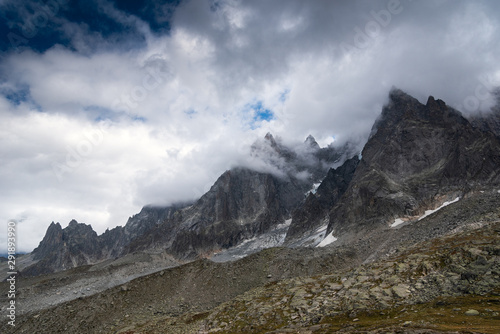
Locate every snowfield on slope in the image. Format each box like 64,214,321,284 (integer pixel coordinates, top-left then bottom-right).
210,220,292,262
391,197,460,228
391,218,406,228
316,231,337,247
418,197,460,221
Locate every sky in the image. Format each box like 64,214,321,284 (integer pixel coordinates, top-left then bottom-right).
1,0,500,253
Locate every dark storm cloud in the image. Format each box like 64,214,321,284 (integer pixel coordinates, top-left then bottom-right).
0,0,181,53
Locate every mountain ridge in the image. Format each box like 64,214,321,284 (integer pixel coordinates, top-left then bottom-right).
21,88,500,277
23,132,352,275
4,87,500,334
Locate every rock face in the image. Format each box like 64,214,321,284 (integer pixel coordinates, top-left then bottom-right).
325,89,500,239
127,168,305,257
285,155,360,242
26,220,101,276
100,204,185,258
129,167,317,258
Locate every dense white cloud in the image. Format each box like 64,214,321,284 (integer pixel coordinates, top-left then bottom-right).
1,0,500,252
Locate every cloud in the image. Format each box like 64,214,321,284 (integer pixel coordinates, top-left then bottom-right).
1,0,500,252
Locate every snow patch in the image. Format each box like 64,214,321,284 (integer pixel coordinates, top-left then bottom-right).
288,224,330,248
307,183,321,195
390,218,405,228
497,190,500,194
391,197,460,228
316,232,337,247
279,219,293,228
210,219,292,262
418,197,460,221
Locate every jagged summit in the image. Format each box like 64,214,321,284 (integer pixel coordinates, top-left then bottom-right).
425,95,446,109
67,219,79,227
264,132,277,147
371,89,468,143
325,89,500,239
304,134,320,150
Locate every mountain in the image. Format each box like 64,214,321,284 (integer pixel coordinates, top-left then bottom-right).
22,88,500,277
127,167,309,258
26,220,102,276
23,133,352,275
5,88,500,334
320,89,500,243
23,204,187,276
126,134,354,259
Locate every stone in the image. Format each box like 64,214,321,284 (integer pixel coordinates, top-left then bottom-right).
392,285,411,298
465,309,480,316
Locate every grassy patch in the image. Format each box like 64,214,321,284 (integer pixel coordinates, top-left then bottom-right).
318,291,500,333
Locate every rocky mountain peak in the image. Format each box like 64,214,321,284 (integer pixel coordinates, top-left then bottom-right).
24,88,500,278
31,222,63,261
425,95,446,110
304,135,320,150
26,220,102,276
68,219,78,227
264,132,277,147
371,89,468,145
327,90,500,239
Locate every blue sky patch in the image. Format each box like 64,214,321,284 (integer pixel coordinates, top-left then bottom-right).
243,100,274,129
251,101,274,122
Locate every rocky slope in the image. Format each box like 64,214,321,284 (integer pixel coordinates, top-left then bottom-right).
202,220,500,334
